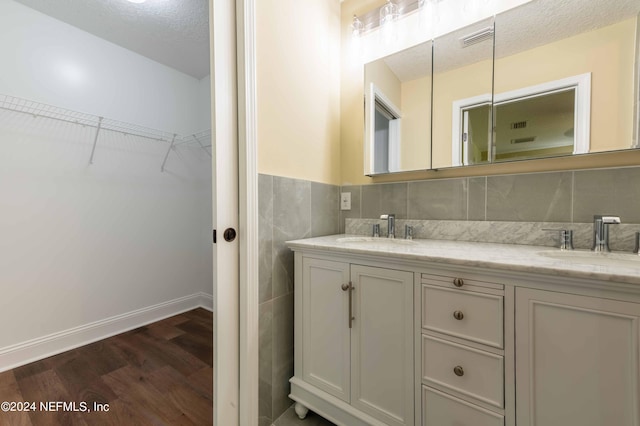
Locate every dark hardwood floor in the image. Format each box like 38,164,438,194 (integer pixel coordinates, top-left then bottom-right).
0,308,213,426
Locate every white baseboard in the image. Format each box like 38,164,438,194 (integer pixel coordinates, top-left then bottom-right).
197,291,214,311
0,292,214,373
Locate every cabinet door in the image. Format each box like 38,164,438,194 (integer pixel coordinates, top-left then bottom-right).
302,258,351,402
515,288,640,426
350,265,414,426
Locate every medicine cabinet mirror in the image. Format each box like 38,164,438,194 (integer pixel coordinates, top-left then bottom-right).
364,40,433,175
364,0,640,174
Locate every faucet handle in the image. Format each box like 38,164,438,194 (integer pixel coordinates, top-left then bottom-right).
380,214,395,219
543,228,574,250
601,216,621,224
594,215,621,224
405,225,413,240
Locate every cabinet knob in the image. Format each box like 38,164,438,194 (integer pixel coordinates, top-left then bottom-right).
453,366,464,377
453,310,464,320
453,278,464,287
341,283,349,291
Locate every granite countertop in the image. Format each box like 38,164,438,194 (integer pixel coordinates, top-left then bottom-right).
286,234,640,286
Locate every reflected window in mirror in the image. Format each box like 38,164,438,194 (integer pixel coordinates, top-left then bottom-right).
494,89,576,162
453,74,591,165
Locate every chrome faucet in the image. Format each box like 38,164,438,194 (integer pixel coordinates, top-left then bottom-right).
592,215,621,252
543,228,574,250
380,214,395,238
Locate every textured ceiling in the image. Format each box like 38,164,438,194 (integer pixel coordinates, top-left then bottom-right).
384,41,432,82
495,0,640,59
14,0,210,79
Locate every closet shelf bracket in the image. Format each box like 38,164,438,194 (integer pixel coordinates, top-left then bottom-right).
192,134,212,158
160,134,178,172
89,117,104,165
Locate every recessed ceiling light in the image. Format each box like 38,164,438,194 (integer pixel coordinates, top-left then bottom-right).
127,0,146,3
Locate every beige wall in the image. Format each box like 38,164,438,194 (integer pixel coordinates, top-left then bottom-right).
401,76,432,170
365,59,401,108
257,0,341,185
341,0,386,185
341,1,639,184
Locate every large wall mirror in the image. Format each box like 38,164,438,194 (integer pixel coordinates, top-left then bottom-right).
364,0,640,174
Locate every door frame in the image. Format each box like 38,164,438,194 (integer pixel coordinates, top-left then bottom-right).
237,0,259,424
211,0,259,424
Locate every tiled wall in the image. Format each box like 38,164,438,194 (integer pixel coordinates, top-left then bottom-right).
258,174,340,426
340,166,640,229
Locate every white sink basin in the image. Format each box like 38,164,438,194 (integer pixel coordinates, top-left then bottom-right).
538,250,640,268
336,236,417,245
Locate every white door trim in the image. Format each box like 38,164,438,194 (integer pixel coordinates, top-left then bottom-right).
237,0,259,424
451,93,491,167
365,83,402,175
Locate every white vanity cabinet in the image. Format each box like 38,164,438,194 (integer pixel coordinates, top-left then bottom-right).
287,235,640,426
290,253,414,426
515,287,640,426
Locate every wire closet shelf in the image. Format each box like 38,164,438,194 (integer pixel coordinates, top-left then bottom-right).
0,94,212,171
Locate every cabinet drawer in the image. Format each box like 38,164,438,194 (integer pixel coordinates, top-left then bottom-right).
422,285,503,348
422,335,504,408
421,272,504,293
423,386,504,426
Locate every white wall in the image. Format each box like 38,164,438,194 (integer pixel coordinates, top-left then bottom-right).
0,110,213,351
198,75,213,133
0,0,203,135
0,0,213,367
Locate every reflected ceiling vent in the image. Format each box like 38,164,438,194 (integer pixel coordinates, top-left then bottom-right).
511,137,536,144
510,120,528,129
460,26,494,48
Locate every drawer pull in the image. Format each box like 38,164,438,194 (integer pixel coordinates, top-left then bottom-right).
453,366,465,377
453,310,464,320
453,278,464,287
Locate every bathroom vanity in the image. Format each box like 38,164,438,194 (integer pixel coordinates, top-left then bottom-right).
286,236,640,426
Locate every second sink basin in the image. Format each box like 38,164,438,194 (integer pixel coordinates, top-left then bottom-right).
538,250,640,268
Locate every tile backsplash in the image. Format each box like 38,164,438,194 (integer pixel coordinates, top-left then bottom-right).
340,166,640,229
